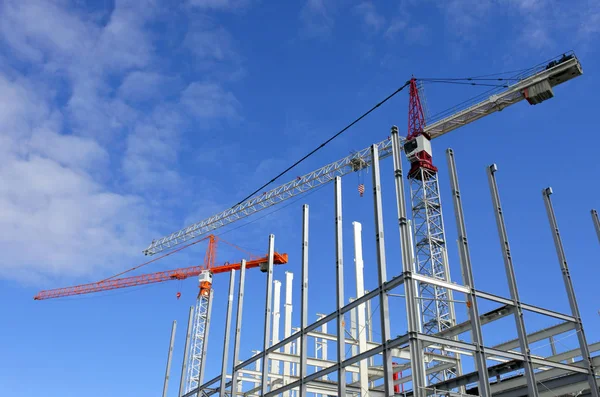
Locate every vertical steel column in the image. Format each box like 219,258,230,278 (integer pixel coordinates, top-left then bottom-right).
334,177,347,396
231,260,247,396
353,221,370,396
592,209,600,245
365,290,374,374
299,205,309,397
262,234,276,395
163,321,177,397
391,126,426,393
371,144,394,396
272,280,282,375
349,299,358,384
283,272,294,396
220,270,236,397
543,188,600,397
446,148,491,397
199,292,214,388
179,307,194,397
487,164,538,397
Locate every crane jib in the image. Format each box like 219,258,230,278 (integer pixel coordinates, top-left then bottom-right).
144,54,583,256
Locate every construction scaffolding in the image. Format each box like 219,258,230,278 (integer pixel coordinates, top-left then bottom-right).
173,126,599,397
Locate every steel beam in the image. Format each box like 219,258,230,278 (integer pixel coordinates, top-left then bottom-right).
231,261,246,396
179,307,194,397
542,188,600,397
391,125,426,393
283,272,293,395
446,148,492,397
370,144,394,395
487,164,539,396
261,234,276,395
334,176,347,396
219,270,235,397
474,289,576,323
299,205,309,397
592,209,600,245
352,222,369,396
163,321,177,397
272,279,281,375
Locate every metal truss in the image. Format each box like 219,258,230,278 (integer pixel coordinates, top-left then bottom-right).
173,131,597,397
145,53,583,257
409,166,459,387
424,54,582,139
143,139,394,255
186,292,213,394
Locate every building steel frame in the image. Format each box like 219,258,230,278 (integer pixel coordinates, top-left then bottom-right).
179,126,598,397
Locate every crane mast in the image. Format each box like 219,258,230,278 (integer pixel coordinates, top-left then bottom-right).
404,78,459,386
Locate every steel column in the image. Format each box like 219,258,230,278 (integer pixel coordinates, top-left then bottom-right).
272,280,282,376
391,125,427,394
219,270,236,397
349,299,359,383
163,321,177,397
370,144,394,396
542,188,600,397
179,307,194,397
261,234,276,395
353,221,370,396
592,209,600,245
283,272,294,396
334,176,347,396
231,261,247,396
486,164,538,397
446,148,491,397
299,205,309,397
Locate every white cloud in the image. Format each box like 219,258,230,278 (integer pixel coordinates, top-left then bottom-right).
0,73,149,283
118,71,173,103
185,23,237,62
0,0,246,284
181,81,241,122
189,0,252,10
122,114,183,192
29,129,109,170
300,0,336,38
354,2,385,32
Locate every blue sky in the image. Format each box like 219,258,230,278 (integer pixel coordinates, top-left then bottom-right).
1,0,600,395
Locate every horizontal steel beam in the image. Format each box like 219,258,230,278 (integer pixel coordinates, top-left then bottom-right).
475,290,576,323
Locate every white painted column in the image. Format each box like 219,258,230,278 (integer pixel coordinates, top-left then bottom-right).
283,272,294,396
353,221,369,396
349,298,358,384
272,280,282,376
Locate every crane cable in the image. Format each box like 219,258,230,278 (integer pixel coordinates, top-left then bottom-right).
230,80,411,208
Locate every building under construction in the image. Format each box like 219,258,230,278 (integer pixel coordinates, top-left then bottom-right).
35,53,599,396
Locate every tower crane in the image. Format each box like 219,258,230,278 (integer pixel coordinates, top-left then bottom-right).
34,235,289,394
139,52,582,392
143,53,582,257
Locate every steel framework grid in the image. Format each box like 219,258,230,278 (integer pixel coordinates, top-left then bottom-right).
181,126,598,397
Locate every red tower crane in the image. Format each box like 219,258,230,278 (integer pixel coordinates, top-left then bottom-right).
33,235,288,300
33,234,289,392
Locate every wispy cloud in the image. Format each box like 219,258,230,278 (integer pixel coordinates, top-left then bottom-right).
354,2,386,32
0,0,248,283
300,0,336,38
437,0,597,51
188,0,252,11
